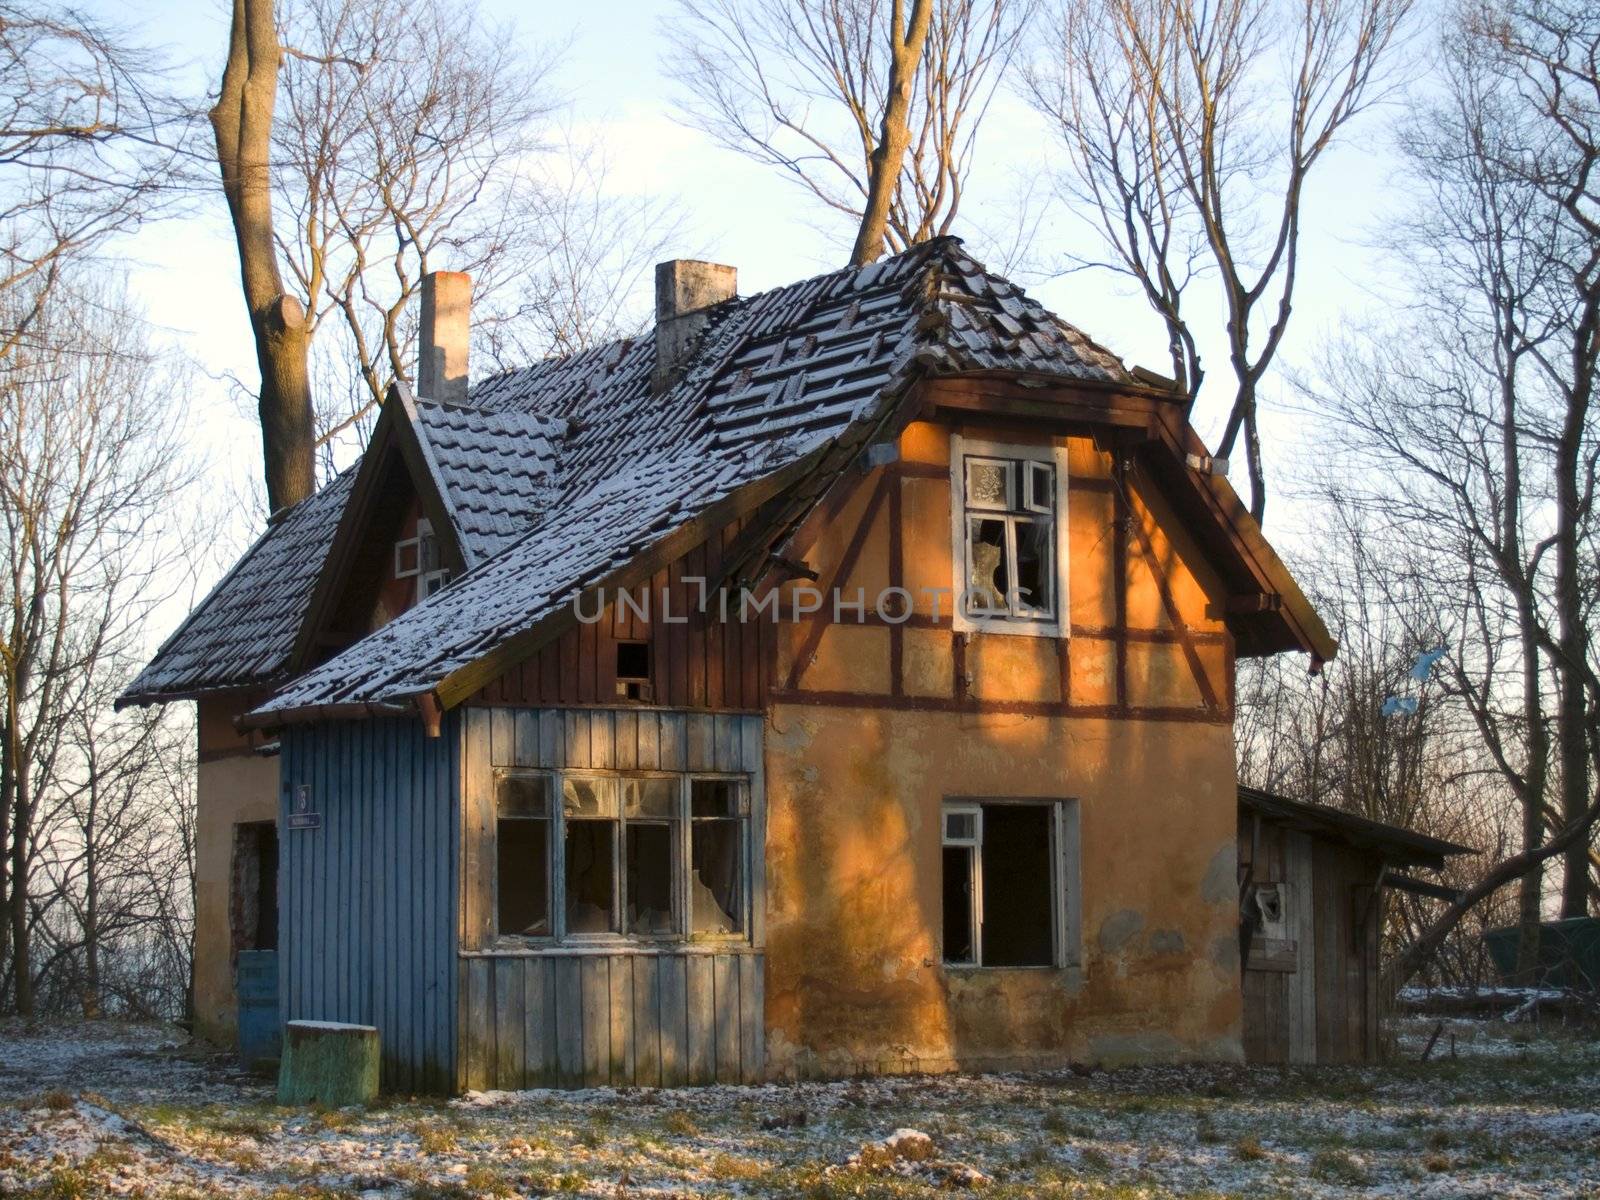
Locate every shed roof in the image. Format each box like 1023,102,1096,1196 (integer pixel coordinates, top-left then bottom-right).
1239,785,1475,871
123,238,1334,720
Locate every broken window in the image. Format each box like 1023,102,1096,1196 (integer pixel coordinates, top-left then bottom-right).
496,773,552,937
624,777,677,934
493,769,750,943
953,441,1064,631
941,800,1063,967
690,779,745,934
563,776,620,934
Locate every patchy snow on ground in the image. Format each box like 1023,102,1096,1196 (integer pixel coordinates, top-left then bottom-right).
3,1017,1599,1198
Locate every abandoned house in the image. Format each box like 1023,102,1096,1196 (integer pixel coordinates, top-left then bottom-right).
124,237,1460,1092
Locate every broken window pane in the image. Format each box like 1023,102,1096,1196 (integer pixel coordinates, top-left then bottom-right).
981,804,1053,966
564,819,617,934
942,845,975,964
691,778,739,817
497,818,549,936
625,822,675,935
691,818,742,933
625,777,676,818
1013,518,1052,616
563,776,617,818
967,518,1008,612
965,458,1011,509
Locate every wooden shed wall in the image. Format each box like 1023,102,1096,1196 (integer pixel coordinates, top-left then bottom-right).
457,706,766,1090
1239,815,1384,1064
279,714,460,1092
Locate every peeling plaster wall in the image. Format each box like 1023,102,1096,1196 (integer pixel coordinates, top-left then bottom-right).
194,696,278,1045
761,417,1243,1076
763,706,1242,1075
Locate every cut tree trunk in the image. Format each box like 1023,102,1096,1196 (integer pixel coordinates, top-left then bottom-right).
278,1021,380,1106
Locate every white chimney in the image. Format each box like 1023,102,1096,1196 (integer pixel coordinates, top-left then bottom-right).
653,259,736,394
419,270,471,405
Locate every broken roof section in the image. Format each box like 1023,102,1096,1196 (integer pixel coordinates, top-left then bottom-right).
123,237,1333,721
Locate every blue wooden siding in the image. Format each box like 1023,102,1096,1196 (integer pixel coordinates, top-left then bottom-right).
279,713,460,1092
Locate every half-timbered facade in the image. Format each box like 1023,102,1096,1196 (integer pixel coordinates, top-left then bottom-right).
126,241,1350,1090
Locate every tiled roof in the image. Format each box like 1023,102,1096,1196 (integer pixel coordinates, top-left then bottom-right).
412,401,566,564
121,468,357,701
125,238,1142,711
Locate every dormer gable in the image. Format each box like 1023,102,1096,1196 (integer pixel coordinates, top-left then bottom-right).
292,383,471,671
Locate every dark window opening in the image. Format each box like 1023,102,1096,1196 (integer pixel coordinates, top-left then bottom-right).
942,845,974,964
496,773,551,936
942,801,1057,967
497,819,549,936
615,640,653,701
981,805,1054,966
626,822,675,934
565,820,617,934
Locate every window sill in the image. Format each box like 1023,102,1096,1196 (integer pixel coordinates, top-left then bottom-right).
951,616,1064,639
943,962,1084,978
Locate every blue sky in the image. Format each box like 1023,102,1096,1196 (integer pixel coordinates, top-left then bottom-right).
91,0,1415,606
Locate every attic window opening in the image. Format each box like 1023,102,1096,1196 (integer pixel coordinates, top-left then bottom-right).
395,517,450,603
615,641,653,702
951,437,1069,637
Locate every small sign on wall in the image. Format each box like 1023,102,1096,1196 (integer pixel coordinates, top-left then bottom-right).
287,783,321,830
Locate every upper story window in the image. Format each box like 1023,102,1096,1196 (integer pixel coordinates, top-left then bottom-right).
494,769,750,944
395,517,450,603
950,436,1069,636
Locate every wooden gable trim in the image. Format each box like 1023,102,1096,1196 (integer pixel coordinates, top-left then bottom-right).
289,383,470,673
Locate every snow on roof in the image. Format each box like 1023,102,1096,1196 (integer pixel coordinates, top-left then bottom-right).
125,238,1137,712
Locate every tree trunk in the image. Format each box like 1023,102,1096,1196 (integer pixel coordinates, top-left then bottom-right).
848,0,935,268
209,0,314,513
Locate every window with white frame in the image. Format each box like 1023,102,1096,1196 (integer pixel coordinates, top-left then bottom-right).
950,437,1070,635
941,799,1078,968
395,517,450,603
494,769,749,942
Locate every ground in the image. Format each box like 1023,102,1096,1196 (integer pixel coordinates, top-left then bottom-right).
2,1019,1597,1198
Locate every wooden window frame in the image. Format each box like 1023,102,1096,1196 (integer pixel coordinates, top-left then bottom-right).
950,435,1071,638
940,796,1082,971
491,767,751,948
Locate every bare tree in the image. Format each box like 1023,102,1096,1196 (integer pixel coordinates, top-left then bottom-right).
1027,0,1412,522
666,0,1032,261
272,0,560,457
211,0,316,513
1287,0,1599,986
0,275,193,1017
0,2,185,363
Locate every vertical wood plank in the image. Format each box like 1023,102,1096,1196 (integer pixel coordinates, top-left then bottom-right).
659,713,684,772
490,707,515,767
636,711,660,770
658,955,688,1086
713,954,740,1083
685,954,716,1085
523,957,554,1088
538,706,561,769
554,957,584,1088
514,710,540,768
494,956,524,1090
632,955,662,1089
609,955,634,1086
686,713,713,772
466,958,494,1091
739,953,764,1083
580,956,611,1087
590,710,614,770
612,710,637,771
565,710,587,770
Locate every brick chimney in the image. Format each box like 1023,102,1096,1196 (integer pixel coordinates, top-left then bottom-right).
419,270,471,405
653,259,736,394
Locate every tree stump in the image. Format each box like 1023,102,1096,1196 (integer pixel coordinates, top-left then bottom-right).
277,1021,380,1107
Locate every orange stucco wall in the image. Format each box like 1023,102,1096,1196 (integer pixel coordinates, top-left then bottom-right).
761,420,1242,1074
